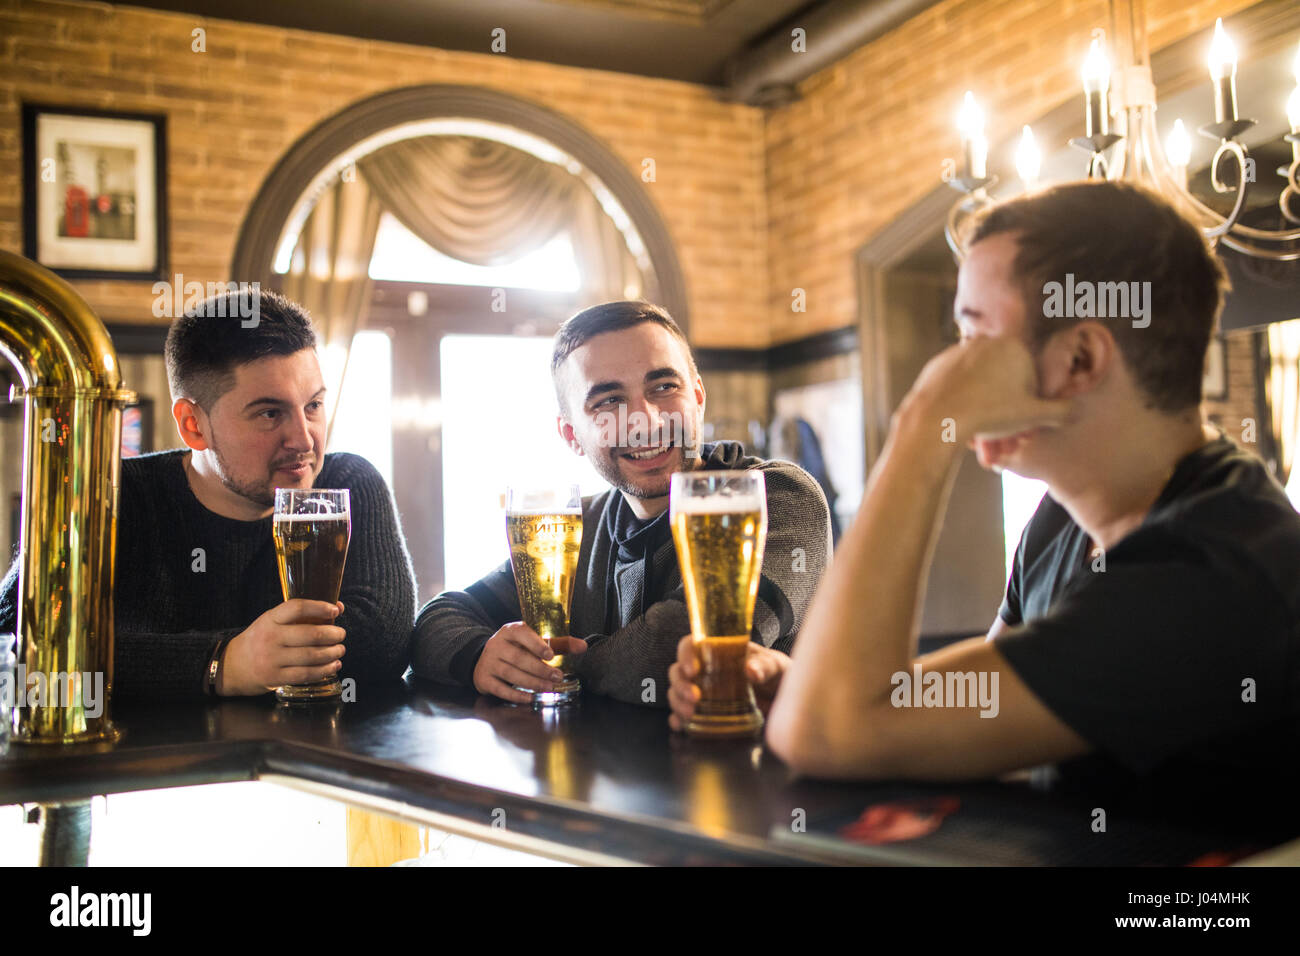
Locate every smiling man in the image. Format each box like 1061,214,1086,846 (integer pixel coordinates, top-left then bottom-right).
1,289,416,698
412,301,832,706
674,181,1300,790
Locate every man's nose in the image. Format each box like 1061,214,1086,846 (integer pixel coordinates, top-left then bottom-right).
637,397,674,434
282,410,314,451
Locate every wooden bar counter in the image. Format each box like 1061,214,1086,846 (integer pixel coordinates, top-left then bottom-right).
3,679,1298,866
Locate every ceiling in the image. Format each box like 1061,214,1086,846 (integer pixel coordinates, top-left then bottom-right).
118,0,821,85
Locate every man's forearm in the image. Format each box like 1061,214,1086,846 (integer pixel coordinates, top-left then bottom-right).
412,563,520,685
335,587,414,683
116,628,242,699
575,592,692,706
337,473,418,683
770,402,962,737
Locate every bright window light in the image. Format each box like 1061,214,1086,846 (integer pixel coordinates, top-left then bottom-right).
1002,471,1048,582
368,213,582,292
326,330,393,486
440,334,608,590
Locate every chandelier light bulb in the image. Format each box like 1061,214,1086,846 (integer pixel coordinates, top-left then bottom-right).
1208,18,1237,80
957,90,984,139
940,14,1297,263
1166,119,1192,168
1015,126,1041,184
1081,38,1110,94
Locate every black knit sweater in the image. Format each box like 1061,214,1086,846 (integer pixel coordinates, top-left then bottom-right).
0,450,416,699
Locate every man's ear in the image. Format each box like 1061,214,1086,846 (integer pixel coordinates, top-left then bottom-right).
172,398,211,451
694,375,706,418
1038,322,1116,400
556,416,584,457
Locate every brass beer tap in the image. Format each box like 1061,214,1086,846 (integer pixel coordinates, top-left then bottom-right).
0,250,134,744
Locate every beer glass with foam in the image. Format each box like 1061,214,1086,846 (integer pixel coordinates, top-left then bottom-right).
272,488,351,701
505,485,583,706
670,470,767,736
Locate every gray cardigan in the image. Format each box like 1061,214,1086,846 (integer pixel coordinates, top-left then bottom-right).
411,441,832,707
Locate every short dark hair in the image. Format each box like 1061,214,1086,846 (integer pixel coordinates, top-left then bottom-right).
165,289,317,410
969,180,1230,412
551,300,698,411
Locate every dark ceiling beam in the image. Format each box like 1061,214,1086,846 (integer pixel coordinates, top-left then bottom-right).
725,0,943,106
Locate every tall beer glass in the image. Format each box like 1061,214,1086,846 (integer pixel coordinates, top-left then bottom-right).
273,488,351,701
670,470,766,737
506,485,583,706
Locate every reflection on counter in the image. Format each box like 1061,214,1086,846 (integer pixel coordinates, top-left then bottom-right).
0,780,569,867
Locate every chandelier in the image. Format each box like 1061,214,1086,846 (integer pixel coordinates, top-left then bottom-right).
944,0,1300,262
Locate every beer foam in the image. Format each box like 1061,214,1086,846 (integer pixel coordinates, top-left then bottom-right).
671,494,764,514
273,512,349,521
507,508,581,516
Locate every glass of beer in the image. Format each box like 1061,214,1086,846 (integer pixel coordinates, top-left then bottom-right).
505,484,583,707
670,470,766,737
272,488,351,702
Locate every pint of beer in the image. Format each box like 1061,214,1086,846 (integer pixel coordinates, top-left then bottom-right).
272,488,351,701
670,470,767,736
506,485,583,706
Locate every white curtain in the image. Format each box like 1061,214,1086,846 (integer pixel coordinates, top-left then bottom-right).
358,135,641,300
281,176,383,438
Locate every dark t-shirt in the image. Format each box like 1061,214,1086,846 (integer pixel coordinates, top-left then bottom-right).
994,434,1300,785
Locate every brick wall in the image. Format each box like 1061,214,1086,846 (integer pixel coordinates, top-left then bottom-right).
764,0,1263,345
1207,330,1264,453
0,0,769,347
0,0,1275,362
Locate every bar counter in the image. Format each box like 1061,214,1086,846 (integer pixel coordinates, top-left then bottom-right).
3,679,1298,866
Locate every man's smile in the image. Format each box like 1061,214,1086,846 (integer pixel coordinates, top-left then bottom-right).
619,445,676,468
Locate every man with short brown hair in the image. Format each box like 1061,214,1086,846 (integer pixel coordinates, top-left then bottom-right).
412,300,832,707
671,181,1300,789
1,289,416,698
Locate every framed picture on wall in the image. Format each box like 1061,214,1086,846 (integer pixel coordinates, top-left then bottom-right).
21,104,168,280
121,398,154,458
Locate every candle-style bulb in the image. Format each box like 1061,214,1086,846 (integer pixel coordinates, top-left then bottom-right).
1166,119,1192,167
1015,125,1041,184
1208,18,1237,80
1082,38,1110,94
957,90,984,139
955,91,987,180
1287,87,1300,135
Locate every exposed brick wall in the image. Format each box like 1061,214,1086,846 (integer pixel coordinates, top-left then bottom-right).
764,0,1263,345
0,0,1273,360
0,0,769,347
1207,330,1265,455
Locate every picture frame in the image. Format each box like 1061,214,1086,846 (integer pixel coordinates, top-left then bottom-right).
21,103,168,280
121,398,155,458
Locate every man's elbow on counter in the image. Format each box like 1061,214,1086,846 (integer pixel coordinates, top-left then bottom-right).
766,699,899,781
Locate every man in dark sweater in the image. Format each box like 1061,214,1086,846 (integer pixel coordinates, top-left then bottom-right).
714,181,1300,790
0,290,415,699
412,302,832,707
